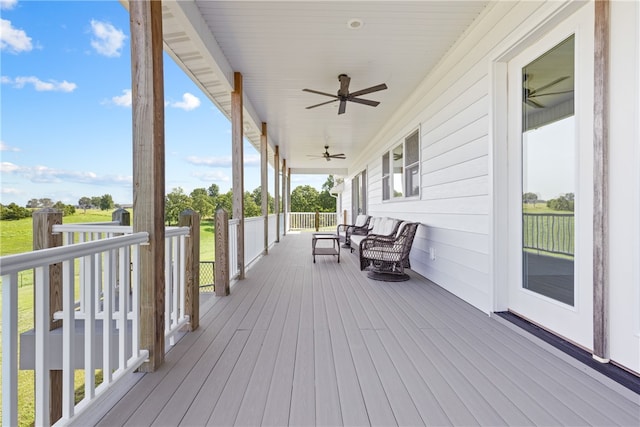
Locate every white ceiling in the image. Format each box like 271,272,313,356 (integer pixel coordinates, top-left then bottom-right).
159,1,489,175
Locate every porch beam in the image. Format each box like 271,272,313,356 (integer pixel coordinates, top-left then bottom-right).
232,71,245,280
274,145,280,242
282,158,287,236
261,122,268,254
593,0,610,362
287,168,291,232
130,0,165,372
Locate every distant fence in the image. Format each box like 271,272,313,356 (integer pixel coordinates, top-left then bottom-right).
523,213,574,256
200,261,214,291
288,212,337,231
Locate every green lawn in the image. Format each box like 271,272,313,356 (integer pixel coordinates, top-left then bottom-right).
0,209,215,425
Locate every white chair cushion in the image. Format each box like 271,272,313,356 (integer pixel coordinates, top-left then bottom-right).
354,214,368,227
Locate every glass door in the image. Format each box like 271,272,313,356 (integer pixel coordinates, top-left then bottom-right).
521,36,576,306
506,8,594,350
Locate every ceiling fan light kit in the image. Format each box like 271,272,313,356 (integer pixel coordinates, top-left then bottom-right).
303,74,388,115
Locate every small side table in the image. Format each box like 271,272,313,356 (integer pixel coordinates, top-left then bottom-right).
312,233,340,263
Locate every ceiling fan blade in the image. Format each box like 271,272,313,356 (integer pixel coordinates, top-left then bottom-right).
306,154,325,158
306,99,338,109
328,155,346,159
524,98,544,108
349,97,380,107
302,88,339,98
338,74,351,96
338,99,347,115
529,90,574,98
528,76,570,96
349,83,388,98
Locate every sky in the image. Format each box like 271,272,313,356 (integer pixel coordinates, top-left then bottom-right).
1,0,327,207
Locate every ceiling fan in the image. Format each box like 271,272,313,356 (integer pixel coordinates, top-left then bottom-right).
307,145,346,162
523,74,572,108
303,74,387,115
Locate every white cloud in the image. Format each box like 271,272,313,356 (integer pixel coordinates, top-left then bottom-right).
2,75,77,92
90,20,126,57
0,141,20,152
186,155,260,167
112,89,132,107
169,93,201,111
0,18,33,53
0,0,18,10
0,187,22,195
1,161,131,186
187,156,232,167
193,171,230,183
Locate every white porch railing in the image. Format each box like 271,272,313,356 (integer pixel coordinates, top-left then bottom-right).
0,233,149,427
288,212,338,230
228,218,240,280
0,223,191,426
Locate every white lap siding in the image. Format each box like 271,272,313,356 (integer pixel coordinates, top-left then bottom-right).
355,1,575,313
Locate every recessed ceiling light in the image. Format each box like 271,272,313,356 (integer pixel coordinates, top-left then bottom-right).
347,19,363,30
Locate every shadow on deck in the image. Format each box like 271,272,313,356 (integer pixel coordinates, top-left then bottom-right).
95,233,639,426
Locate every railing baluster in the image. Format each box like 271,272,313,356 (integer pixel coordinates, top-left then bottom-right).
131,244,141,357
2,272,18,427
35,265,51,427
84,254,96,401
62,259,75,420
103,249,114,383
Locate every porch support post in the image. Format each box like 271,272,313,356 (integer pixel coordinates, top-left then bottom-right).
179,210,200,331
261,122,269,254
286,168,291,230
33,208,62,424
282,158,287,235
232,71,245,280
274,145,280,242
593,0,610,363
215,209,230,296
130,0,165,372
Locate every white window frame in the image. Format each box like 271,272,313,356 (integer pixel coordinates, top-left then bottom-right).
382,128,421,201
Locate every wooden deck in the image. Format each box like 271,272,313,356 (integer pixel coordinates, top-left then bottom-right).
96,232,639,426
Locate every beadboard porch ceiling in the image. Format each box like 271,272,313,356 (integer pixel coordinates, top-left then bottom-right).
154,1,489,175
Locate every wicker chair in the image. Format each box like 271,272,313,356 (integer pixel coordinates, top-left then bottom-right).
359,222,420,281
336,214,370,248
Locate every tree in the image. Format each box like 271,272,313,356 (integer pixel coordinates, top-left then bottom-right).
78,196,92,213
215,190,233,216
250,186,274,214
290,185,320,212
53,201,76,216
165,187,192,225
547,193,574,212
91,196,102,208
523,192,539,206
244,191,261,217
99,194,115,211
190,188,214,219
39,198,53,208
207,183,220,199
317,175,337,212
26,198,40,209
0,203,32,220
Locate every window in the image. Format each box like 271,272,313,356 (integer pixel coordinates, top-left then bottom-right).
382,129,420,200
382,152,390,200
405,130,420,197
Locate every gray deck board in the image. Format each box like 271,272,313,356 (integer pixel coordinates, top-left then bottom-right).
98,232,640,427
